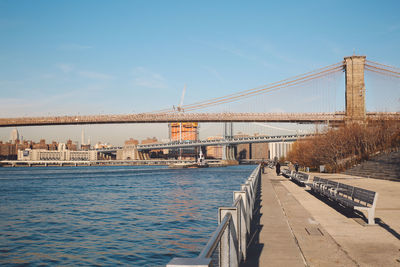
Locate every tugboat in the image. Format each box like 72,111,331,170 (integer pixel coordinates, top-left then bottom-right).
169,149,209,169
193,149,208,168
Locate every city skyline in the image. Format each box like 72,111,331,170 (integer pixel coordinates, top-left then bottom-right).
0,1,399,143
0,122,316,146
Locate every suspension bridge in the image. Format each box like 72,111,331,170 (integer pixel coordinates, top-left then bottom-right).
94,133,312,153
0,55,398,127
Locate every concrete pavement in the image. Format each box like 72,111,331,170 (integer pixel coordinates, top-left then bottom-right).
242,169,400,266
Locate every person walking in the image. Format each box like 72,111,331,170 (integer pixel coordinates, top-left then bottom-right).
261,160,265,174
276,162,281,176
294,162,299,173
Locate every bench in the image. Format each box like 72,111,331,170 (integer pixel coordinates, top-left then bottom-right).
290,171,311,186
281,168,291,178
310,177,379,225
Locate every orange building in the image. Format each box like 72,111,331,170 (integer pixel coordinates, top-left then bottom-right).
169,122,199,141
169,122,198,159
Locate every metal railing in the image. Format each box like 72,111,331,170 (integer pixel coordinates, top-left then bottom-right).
167,164,261,267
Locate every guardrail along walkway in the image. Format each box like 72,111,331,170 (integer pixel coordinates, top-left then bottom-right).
167,165,262,267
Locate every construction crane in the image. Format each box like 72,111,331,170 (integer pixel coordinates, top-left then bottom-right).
172,85,187,159
176,84,186,112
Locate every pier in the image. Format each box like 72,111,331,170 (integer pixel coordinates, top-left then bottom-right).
168,165,400,266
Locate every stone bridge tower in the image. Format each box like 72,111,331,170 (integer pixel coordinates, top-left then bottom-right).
344,55,366,121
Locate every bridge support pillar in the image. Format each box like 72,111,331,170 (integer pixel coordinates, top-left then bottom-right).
223,145,235,161
138,151,150,160
344,55,366,122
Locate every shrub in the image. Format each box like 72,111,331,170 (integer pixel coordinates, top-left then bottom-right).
286,119,400,172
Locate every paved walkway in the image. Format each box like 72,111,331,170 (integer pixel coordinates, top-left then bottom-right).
242,169,400,267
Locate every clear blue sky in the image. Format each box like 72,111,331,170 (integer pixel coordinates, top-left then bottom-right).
0,0,399,144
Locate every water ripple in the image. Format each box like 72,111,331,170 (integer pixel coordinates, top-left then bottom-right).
0,165,254,266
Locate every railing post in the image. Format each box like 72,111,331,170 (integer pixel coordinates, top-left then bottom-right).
219,212,230,267
245,182,254,218
241,184,252,222
239,186,251,233
229,221,239,267
219,208,238,267
233,192,247,261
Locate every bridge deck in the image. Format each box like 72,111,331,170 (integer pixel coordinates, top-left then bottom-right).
1,112,398,127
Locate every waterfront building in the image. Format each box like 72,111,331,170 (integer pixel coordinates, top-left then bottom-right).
116,138,140,160
268,141,293,161
18,143,97,161
250,133,269,160
66,139,77,151
169,122,199,141
32,139,48,150
0,141,18,160
235,133,251,160
169,122,199,158
206,136,223,159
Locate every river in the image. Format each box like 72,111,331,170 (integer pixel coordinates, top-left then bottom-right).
0,165,255,266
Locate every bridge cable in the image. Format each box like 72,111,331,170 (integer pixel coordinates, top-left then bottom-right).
147,61,344,113
180,66,343,112
366,60,400,71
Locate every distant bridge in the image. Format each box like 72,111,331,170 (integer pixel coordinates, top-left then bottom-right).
94,134,313,153
136,133,312,150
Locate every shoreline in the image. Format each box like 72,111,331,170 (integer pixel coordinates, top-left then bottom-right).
0,159,250,168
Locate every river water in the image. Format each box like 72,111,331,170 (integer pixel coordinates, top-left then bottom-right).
0,165,255,266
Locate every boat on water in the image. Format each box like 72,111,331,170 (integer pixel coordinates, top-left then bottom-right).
169,149,209,169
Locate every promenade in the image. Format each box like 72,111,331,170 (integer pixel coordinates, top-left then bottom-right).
243,168,400,266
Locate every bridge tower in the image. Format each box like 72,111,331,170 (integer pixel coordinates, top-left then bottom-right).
222,122,235,161
344,55,366,121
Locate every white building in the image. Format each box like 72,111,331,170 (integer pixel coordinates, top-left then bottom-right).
18,143,97,161
268,141,293,161
10,128,19,144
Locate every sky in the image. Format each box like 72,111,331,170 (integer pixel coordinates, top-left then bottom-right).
0,0,399,145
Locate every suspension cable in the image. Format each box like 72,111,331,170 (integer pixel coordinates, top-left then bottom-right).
365,66,400,79
181,62,343,109
147,61,344,113
365,64,400,76
182,66,343,112
366,60,400,71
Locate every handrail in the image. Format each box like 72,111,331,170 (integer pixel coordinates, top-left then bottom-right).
198,213,232,258
233,194,242,207
167,164,262,267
